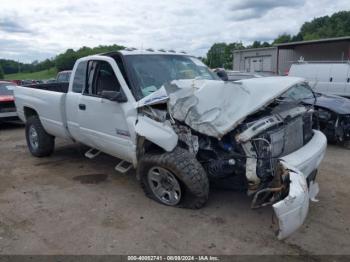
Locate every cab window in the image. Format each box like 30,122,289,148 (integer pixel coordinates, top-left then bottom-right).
84,60,121,96
72,62,87,93
282,83,314,101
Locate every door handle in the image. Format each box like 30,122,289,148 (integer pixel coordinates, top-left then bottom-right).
79,104,86,110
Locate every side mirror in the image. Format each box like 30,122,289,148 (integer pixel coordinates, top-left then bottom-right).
101,90,128,103
216,70,228,81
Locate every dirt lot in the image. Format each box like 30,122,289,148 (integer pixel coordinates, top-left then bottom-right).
0,122,349,255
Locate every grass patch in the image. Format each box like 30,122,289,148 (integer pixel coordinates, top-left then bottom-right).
4,68,58,80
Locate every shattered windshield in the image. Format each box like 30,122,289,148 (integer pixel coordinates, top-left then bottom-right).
124,54,218,97
281,83,315,101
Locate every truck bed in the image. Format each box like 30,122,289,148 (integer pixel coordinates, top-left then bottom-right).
23,82,69,93
14,85,70,139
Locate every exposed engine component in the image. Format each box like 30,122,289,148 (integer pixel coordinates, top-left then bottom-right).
173,124,199,154
251,162,290,209
207,159,236,179
142,106,168,122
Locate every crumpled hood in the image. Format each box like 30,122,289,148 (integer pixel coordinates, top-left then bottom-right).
137,76,305,138
304,93,350,115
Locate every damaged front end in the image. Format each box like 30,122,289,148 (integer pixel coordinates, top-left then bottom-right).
135,77,327,239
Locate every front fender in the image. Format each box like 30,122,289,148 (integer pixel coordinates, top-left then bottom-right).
135,116,178,152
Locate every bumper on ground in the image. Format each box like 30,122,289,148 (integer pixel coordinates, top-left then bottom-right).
273,130,327,240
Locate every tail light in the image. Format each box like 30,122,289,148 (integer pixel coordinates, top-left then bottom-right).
0,95,14,102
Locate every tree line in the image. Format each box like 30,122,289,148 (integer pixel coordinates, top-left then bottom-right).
0,10,349,77
0,44,125,77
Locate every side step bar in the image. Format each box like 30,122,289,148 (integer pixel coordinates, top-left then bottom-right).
84,148,101,159
84,148,132,173
115,160,132,173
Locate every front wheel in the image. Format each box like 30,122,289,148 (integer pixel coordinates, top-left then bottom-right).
25,116,55,157
138,147,209,209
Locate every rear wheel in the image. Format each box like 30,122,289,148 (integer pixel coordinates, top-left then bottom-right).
25,116,55,157
138,147,209,209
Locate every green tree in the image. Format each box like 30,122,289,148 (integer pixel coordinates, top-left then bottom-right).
300,11,350,40
251,41,262,48
205,42,244,69
55,49,79,71
272,10,350,43
273,34,292,44
0,65,4,79
261,42,271,47
206,43,227,68
55,44,125,71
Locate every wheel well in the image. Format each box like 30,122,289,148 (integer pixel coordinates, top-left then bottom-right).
136,136,166,157
24,107,38,120
143,140,166,154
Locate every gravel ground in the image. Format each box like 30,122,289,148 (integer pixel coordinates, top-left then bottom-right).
0,122,349,255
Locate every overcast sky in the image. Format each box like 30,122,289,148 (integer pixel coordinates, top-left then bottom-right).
0,0,348,62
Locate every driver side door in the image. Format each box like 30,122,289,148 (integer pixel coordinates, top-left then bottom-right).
78,59,135,162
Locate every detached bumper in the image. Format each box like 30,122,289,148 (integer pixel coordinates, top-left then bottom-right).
273,130,327,240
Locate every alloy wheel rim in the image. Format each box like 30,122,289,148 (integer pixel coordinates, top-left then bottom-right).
147,166,181,205
29,125,39,150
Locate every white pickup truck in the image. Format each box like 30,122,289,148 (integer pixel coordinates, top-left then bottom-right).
14,50,327,239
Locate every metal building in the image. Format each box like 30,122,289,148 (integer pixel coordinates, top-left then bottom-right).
233,36,350,75
233,47,277,74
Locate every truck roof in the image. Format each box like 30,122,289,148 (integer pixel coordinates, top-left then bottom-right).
76,50,191,63
102,49,190,57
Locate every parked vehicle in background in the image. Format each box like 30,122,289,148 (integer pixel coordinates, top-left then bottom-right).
45,78,57,84
278,83,350,144
0,81,18,121
10,80,22,85
289,62,350,98
21,80,37,85
56,70,72,82
14,51,327,239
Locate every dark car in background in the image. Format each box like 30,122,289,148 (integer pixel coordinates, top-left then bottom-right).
304,94,350,144
282,84,350,145
0,81,18,122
